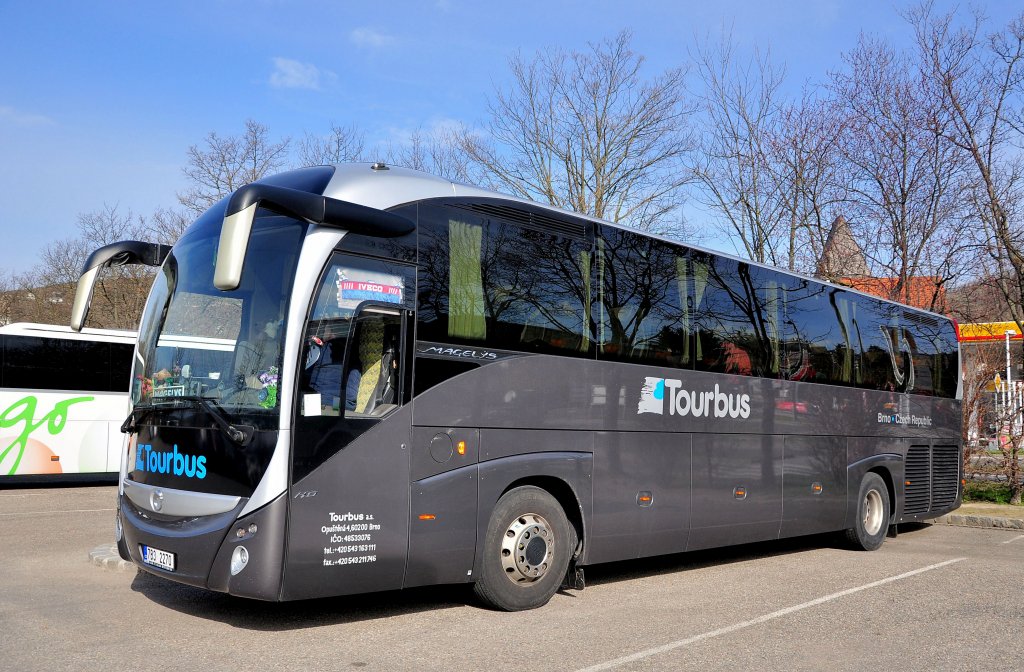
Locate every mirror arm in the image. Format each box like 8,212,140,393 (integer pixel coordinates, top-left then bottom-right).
70,241,171,331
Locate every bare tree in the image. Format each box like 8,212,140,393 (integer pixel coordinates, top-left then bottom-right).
908,2,1024,502
384,126,473,183
149,207,191,246
297,123,366,166
909,4,1024,315
457,31,693,235
0,270,18,326
178,119,290,215
829,34,972,311
689,35,791,264
770,93,848,273
25,205,156,329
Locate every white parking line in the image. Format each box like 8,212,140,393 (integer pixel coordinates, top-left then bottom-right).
1001,534,1024,545
575,557,968,672
0,508,114,517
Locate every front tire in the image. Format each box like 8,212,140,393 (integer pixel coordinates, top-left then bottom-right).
845,472,890,551
473,486,572,611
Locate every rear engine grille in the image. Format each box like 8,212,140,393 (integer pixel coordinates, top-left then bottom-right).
931,445,960,510
903,444,960,516
904,446,930,515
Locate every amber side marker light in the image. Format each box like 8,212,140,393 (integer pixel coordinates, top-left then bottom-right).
50,456,60,462
639,495,652,503
456,441,466,456
418,514,436,521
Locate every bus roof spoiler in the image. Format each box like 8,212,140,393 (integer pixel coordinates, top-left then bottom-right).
214,183,415,291
70,240,172,332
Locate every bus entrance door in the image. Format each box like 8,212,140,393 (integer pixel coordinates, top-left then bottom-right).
283,255,415,600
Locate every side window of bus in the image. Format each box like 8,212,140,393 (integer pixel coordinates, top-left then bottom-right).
930,321,959,398
300,256,410,418
342,309,402,418
901,312,949,397
786,282,844,386
695,257,759,377
417,203,595,358
2,336,118,392
858,297,910,392
597,228,691,368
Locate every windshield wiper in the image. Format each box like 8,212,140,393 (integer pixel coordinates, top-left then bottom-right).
121,396,255,446
121,404,157,435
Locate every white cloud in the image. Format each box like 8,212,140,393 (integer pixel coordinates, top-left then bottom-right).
269,57,331,90
0,105,55,127
350,27,398,49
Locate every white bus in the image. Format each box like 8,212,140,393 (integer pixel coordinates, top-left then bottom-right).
0,322,135,481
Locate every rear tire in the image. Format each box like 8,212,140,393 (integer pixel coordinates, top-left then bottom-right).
473,486,571,611
845,472,890,551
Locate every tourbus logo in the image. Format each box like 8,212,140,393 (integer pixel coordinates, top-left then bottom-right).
135,443,207,479
638,377,751,419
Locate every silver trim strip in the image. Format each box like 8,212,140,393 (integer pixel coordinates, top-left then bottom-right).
240,227,343,517
123,480,241,517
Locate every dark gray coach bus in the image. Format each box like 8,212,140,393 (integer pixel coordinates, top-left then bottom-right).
70,163,962,611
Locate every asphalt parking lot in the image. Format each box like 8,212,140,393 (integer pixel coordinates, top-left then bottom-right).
1,485,1021,671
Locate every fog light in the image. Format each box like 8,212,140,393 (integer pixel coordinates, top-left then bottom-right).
230,545,249,575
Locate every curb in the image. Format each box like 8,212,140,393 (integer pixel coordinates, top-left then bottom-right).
930,514,1024,530
88,543,135,572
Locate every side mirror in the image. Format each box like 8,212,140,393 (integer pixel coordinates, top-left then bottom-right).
70,240,171,331
214,183,415,291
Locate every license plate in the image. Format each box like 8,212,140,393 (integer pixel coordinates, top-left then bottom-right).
141,544,176,571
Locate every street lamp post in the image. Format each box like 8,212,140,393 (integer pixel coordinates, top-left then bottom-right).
1008,330,1018,434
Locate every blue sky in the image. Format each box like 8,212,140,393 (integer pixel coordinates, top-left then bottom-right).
0,0,1016,275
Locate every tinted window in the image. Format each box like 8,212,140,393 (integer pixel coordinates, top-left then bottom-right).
293,254,413,482
786,283,846,386
417,203,595,357
598,228,691,367
110,342,134,392
2,335,131,393
930,320,960,398
902,312,958,398
694,256,764,377
857,297,908,392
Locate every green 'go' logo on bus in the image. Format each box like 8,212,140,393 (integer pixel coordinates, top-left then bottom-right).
0,395,93,475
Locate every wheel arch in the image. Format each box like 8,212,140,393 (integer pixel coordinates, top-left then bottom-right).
867,466,896,524
500,475,585,555
846,453,902,528
473,452,593,578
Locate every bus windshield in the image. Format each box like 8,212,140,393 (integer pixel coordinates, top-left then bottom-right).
132,202,305,429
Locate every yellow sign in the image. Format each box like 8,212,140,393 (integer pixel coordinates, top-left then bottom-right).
959,321,1023,342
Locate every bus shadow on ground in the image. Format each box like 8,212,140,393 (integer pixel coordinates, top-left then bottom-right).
572,522,933,593
130,571,473,630
129,523,935,630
